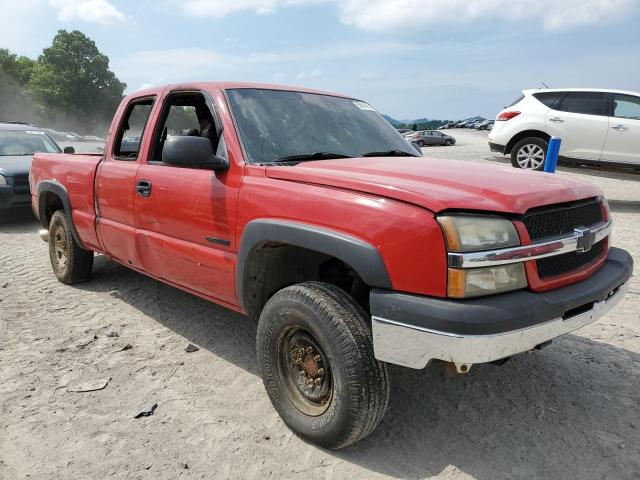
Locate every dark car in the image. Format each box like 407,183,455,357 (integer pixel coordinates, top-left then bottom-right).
475,120,495,131
406,130,456,146
0,122,62,212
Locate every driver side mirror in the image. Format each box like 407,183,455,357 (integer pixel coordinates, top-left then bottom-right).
162,136,229,172
63,146,75,154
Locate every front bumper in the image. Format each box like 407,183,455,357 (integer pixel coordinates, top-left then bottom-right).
371,247,632,369
0,185,30,210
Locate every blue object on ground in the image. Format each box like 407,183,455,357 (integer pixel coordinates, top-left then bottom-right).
544,137,561,173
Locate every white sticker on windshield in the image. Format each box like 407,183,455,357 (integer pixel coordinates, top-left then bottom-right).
25,130,45,135
353,101,375,111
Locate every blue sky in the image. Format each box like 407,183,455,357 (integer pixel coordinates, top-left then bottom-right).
1,0,639,119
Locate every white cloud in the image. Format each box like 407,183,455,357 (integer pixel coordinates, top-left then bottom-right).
336,0,639,32
168,0,638,30
166,0,329,18
49,0,125,24
295,68,323,80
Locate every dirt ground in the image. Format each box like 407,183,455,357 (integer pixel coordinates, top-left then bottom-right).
1,130,639,479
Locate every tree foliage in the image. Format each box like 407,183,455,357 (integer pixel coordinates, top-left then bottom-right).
0,30,125,134
0,49,36,85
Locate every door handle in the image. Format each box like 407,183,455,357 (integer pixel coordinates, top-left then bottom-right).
549,117,564,123
611,124,628,131
136,180,152,197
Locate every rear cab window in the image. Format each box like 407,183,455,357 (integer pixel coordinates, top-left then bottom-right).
113,98,155,160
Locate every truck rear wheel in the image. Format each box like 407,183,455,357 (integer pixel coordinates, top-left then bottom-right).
48,210,93,284
256,281,389,449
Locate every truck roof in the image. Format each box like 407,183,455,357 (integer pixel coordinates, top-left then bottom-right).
129,81,355,101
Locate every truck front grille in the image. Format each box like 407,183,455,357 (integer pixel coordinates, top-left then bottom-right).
536,239,605,279
523,198,606,280
523,198,603,241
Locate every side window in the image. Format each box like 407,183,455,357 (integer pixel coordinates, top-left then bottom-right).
557,92,606,116
533,91,564,109
113,98,154,159
612,94,640,120
150,92,222,164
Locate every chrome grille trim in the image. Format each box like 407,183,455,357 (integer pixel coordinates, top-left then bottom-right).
447,219,612,269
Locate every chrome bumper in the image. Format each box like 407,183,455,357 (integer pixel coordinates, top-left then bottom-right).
372,283,626,370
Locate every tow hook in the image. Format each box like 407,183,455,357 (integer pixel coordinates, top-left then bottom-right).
38,229,49,243
444,362,473,375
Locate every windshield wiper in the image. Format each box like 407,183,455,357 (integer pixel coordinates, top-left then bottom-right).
275,152,354,163
362,150,420,157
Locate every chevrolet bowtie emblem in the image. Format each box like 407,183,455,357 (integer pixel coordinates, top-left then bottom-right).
575,227,596,253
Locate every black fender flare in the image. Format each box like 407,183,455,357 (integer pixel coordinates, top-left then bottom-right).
236,219,392,311
37,180,84,248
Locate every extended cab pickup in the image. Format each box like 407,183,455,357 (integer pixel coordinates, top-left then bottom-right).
30,82,633,449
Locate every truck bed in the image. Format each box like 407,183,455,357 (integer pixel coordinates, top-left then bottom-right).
30,152,103,250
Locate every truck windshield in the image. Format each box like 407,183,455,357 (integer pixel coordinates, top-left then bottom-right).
226,88,417,164
0,130,60,156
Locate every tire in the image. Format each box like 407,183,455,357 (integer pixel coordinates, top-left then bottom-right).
417,140,425,147
510,137,548,171
445,139,454,146
48,210,93,284
257,281,389,449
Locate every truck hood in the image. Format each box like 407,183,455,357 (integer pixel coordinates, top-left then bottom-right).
0,155,33,177
265,157,602,214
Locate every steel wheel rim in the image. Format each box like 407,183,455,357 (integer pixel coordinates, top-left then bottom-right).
53,225,69,270
277,327,332,416
516,144,545,169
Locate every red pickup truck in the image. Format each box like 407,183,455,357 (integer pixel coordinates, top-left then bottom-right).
30,82,632,449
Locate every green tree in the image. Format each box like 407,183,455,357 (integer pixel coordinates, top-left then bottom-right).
0,49,36,85
28,30,126,132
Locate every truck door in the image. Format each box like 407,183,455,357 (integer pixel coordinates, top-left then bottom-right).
601,93,640,164
96,96,156,268
133,90,239,305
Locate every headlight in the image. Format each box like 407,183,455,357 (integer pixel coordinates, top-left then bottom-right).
448,264,527,298
439,215,526,298
438,215,520,252
0,175,6,186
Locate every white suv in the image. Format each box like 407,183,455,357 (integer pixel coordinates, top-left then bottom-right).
488,88,640,170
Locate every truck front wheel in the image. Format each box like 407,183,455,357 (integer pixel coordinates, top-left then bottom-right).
256,281,389,449
48,210,93,284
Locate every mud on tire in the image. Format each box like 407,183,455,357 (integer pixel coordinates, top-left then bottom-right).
48,210,93,284
256,281,389,449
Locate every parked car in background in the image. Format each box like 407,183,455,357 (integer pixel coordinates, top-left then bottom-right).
0,122,65,213
489,88,640,170
407,130,456,146
475,120,495,130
